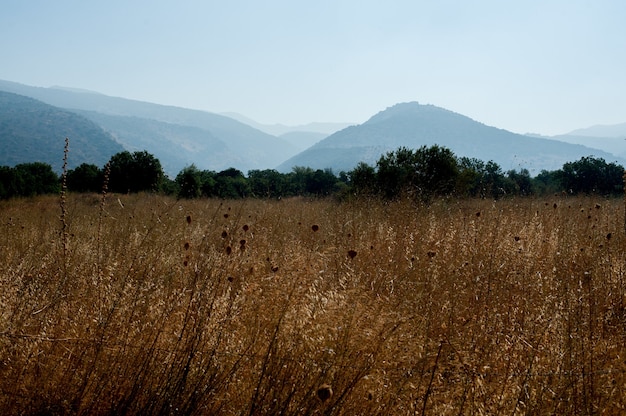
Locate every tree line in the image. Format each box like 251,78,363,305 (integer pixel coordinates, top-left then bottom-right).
0,146,624,200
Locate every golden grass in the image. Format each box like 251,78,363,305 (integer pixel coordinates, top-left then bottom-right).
1,193,625,415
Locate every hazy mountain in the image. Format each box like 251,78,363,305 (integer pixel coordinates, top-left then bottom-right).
72,110,237,176
540,134,626,159
0,91,123,172
221,112,352,136
567,122,626,138
278,131,328,152
277,102,625,174
0,80,298,174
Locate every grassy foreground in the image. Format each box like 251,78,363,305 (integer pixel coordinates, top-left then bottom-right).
1,193,625,415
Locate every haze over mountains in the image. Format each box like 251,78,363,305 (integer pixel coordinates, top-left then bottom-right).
0,80,300,175
1,79,625,177
0,91,123,172
277,103,626,174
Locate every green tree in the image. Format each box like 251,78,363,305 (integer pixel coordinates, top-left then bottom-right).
375,145,459,200
66,163,103,193
484,161,507,199
13,162,60,196
533,169,560,195
107,151,164,193
214,168,249,198
305,169,338,196
348,162,377,195
199,170,217,197
558,156,624,195
414,145,459,197
248,169,286,198
175,165,202,199
376,147,417,199
0,165,21,199
457,157,486,197
506,168,533,196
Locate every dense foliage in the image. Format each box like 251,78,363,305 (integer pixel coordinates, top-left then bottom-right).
0,146,624,200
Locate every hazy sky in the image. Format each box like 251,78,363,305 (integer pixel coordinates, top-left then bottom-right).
2,0,625,135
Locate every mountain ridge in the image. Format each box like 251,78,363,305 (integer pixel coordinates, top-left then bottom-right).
0,80,299,174
3,79,626,177
277,102,626,174
0,91,124,172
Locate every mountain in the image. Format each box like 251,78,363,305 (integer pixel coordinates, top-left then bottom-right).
221,112,351,136
70,110,236,176
543,134,626,159
220,112,350,151
0,91,124,172
277,102,626,174
0,80,298,175
533,122,626,160
278,131,329,152
567,122,626,138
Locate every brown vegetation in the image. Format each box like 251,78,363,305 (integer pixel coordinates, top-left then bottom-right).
1,193,625,415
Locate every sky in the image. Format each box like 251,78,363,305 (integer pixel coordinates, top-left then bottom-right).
1,0,625,136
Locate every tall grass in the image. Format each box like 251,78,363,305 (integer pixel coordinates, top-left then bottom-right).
0,194,625,414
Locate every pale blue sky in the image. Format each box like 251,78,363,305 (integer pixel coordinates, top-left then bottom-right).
1,0,624,135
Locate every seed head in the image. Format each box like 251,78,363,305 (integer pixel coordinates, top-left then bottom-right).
317,384,333,402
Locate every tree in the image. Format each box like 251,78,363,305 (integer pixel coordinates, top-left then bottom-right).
534,169,560,195
506,168,533,196
214,168,249,198
305,169,338,196
376,147,417,199
175,164,202,199
66,163,103,193
375,145,459,200
107,151,164,193
413,145,459,197
248,169,286,198
13,162,60,196
484,161,507,199
457,157,486,197
558,156,624,195
348,162,377,195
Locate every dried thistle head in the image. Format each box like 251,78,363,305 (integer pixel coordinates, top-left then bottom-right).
316,384,333,402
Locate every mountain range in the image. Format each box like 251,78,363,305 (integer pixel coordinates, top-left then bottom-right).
0,80,299,175
0,91,123,172
277,103,626,174
1,79,625,176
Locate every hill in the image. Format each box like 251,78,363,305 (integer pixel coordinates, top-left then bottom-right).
277,102,625,174
0,80,298,175
567,122,626,138
0,91,123,172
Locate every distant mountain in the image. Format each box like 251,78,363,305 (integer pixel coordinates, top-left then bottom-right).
542,134,626,159
278,131,329,152
221,112,352,136
0,80,298,175
0,91,123,172
277,102,626,174
567,122,626,138
71,110,237,175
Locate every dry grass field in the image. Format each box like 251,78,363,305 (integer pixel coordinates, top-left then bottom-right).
1,193,625,415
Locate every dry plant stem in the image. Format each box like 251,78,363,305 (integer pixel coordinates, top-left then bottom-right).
59,137,69,278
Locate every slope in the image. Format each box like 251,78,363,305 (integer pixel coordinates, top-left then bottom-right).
0,80,298,173
277,102,625,174
0,91,123,172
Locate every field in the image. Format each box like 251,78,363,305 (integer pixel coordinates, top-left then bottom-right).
1,193,625,415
